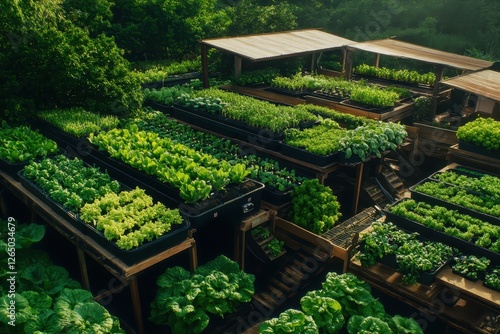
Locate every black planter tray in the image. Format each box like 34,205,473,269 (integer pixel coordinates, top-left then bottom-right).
280,143,339,167
76,216,190,265
458,141,500,160
169,106,282,150
265,86,310,98
418,261,449,286
340,99,395,113
310,91,349,102
383,198,500,264
143,100,173,114
83,147,265,229
337,150,364,165
262,187,292,207
409,178,500,226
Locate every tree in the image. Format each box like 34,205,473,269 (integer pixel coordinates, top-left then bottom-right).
0,0,142,121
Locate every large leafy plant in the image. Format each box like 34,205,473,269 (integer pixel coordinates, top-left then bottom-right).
289,179,342,234
150,255,255,334
0,122,58,163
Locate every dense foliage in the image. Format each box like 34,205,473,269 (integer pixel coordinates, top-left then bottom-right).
150,255,255,334
0,221,124,333
457,117,500,151
290,179,342,234
0,0,143,121
0,122,58,163
259,272,423,334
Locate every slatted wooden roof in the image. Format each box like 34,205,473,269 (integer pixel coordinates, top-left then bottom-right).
441,70,500,102
200,29,354,61
347,39,493,71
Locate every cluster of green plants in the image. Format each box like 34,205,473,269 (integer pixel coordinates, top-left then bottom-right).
358,221,456,284
143,84,196,106
339,121,407,161
251,225,271,239
267,238,285,257
354,64,436,86
79,187,183,250
283,115,406,161
132,58,201,84
176,94,227,115
388,199,500,252
451,255,491,281
0,122,58,163
22,155,121,212
235,67,281,86
284,119,346,156
134,111,308,193
38,108,120,138
457,117,500,151
412,180,500,217
182,88,318,133
295,104,369,129
484,267,500,291
89,125,251,203
0,221,124,333
149,255,255,334
289,179,342,234
349,86,400,108
433,168,500,200
259,272,423,334
270,73,408,107
412,96,432,122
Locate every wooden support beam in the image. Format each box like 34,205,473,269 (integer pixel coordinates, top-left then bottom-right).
374,53,381,68
201,44,210,88
430,65,445,120
344,49,354,81
234,56,242,81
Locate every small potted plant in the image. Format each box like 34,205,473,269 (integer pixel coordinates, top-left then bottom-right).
451,255,491,281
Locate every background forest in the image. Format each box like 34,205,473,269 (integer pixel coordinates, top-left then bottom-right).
1,0,498,120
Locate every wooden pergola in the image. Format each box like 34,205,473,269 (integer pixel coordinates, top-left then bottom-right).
199,29,354,88
345,38,493,116
441,69,500,103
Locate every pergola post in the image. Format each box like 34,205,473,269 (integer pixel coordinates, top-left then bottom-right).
201,44,209,88
374,53,381,68
234,56,242,81
344,48,354,81
430,65,445,120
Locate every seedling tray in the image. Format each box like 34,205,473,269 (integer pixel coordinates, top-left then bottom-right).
262,187,292,207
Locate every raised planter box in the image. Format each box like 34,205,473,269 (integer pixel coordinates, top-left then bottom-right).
261,187,293,207
458,141,500,160
409,178,500,226
265,86,310,98
383,198,500,264
273,216,334,259
414,122,457,146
